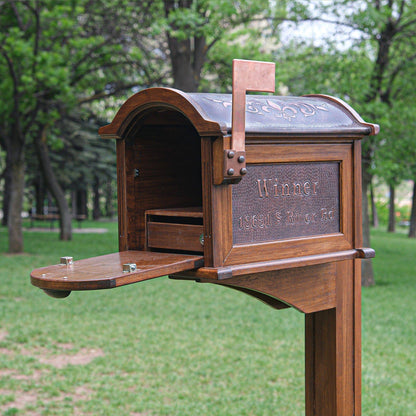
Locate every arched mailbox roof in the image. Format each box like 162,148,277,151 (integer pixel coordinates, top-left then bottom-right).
99,87,379,139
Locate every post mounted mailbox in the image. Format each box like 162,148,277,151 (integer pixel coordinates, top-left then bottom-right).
31,60,378,416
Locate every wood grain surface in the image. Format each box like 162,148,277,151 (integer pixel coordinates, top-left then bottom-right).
31,251,203,291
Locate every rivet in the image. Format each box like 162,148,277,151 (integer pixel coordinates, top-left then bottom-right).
240,168,248,175
238,155,245,163
123,263,137,273
63,276,68,279
134,168,140,177
199,234,205,246
227,151,235,159
60,256,73,265
227,168,235,176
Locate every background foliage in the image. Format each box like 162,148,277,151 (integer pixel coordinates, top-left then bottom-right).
1,1,416,414
1,2,416,264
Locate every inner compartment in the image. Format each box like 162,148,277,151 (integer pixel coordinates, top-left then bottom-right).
146,207,203,254
124,109,203,253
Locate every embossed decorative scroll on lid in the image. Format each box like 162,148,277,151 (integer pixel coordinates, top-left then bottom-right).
98,87,379,139
188,93,377,136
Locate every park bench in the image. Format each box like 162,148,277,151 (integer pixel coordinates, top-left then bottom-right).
29,209,87,228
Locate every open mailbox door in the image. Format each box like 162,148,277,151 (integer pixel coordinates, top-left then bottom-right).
31,251,203,298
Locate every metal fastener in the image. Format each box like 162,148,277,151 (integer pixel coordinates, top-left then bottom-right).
227,168,235,176
227,150,235,158
238,155,245,163
240,168,248,175
123,263,137,273
60,256,73,265
199,234,205,246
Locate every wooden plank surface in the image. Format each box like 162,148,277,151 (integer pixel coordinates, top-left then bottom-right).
31,251,203,292
147,222,203,252
146,207,203,218
204,263,336,314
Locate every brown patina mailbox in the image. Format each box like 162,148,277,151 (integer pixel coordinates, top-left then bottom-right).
31,60,378,416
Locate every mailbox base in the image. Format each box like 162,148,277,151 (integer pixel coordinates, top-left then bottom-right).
305,260,361,416
173,258,362,416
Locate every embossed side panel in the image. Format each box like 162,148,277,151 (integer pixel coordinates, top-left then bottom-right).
232,162,340,244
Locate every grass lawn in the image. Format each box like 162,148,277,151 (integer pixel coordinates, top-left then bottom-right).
0,223,415,415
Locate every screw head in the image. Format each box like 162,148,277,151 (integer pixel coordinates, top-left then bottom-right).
60,256,73,265
240,168,248,175
227,168,235,176
227,150,235,159
238,155,245,163
123,263,137,273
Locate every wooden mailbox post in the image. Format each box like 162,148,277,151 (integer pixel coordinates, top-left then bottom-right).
31,60,378,416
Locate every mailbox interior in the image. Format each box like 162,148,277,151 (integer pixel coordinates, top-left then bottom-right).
119,109,204,254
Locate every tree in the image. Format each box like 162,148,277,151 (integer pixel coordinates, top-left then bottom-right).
273,0,416,285
49,114,117,221
0,0,158,252
336,0,416,284
151,0,283,91
1,0,291,252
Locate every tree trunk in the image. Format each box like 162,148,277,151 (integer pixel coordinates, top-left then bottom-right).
387,183,395,232
76,189,88,219
7,143,25,253
164,0,206,92
167,35,198,91
370,180,379,228
1,149,12,227
34,133,72,241
71,190,77,216
105,180,114,219
35,173,46,215
361,156,375,286
92,176,101,220
408,181,416,238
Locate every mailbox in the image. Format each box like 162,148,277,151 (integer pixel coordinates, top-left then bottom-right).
31,60,378,416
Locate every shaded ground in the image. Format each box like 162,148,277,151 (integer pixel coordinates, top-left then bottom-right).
22,228,108,234
0,341,104,415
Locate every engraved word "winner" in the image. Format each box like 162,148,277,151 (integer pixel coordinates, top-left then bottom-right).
256,179,319,198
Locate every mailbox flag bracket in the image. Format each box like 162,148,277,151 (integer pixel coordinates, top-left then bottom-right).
31,251,203,298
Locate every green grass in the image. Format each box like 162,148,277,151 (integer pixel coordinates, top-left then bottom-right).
0,225,415,415
362,229,416,416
